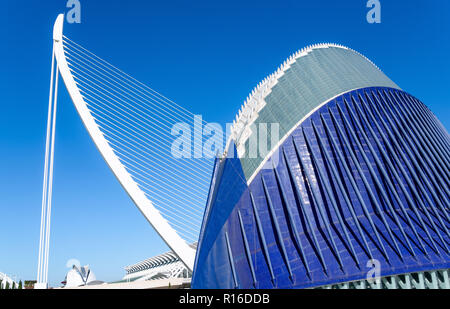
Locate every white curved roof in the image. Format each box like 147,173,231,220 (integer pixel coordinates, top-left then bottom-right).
125,243,196,274
225,43,399,181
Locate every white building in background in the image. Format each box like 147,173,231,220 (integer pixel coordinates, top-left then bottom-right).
60,246,194,289
122,244,196,284
0,272,19,289
63,265,103,288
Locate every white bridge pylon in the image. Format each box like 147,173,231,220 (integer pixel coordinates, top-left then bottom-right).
37,14,209,286
52,13,198,271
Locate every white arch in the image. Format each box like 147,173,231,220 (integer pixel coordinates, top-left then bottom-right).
52,14,195,271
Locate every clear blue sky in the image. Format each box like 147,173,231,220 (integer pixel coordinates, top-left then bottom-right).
1,0,449,286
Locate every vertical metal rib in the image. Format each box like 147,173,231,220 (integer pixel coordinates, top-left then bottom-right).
327,107,391,262
293,131,345,271
382,90,450,216
395,91,450,172
283,142,329,275
365,91,441,255
272,157,312,276
309,121,361,267
344,96,415,258
356,92,429,256
237,210,258,287
368,92,447,253
348,96,426,256
261,176,294,279
371,92,450,248
317,114,375,260
404,94,450,153
335,101,404,260
225,232,239,289
249,191,276,284
386,91,450,197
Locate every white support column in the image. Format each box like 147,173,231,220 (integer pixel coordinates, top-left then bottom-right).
36,39,59,290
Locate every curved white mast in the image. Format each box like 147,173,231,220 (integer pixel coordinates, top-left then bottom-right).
51,14,195,272
36,29,59,290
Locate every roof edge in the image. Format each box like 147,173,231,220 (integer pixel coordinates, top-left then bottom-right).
224,43,385,157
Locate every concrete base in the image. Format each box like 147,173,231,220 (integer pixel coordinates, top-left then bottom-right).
34,282,48,289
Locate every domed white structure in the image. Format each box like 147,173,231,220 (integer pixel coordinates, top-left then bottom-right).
64,265,99,288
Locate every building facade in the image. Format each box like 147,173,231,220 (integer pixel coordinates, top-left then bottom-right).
123,244,195,283
191,44,450,289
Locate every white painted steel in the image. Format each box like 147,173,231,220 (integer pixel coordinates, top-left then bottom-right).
37,46,55,287
37,37,59,288
43,50,59,285
52,14,195,271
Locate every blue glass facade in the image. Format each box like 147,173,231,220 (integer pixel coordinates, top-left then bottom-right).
192,87,450,289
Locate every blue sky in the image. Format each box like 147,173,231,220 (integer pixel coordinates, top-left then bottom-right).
0,0,449,286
